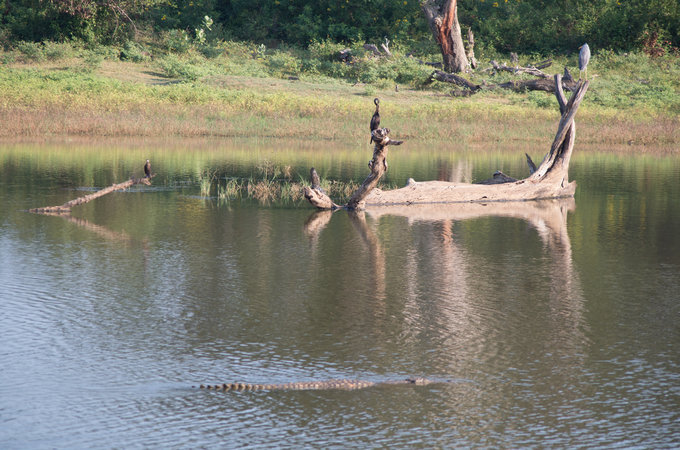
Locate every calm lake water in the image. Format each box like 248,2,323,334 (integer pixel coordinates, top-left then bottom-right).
1,139,679,448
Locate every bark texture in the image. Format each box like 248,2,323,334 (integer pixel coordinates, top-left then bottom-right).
422,0,469,73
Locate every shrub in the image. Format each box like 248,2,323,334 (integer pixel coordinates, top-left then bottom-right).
120,41,151,62
267,51,302,76
157,54,205,81
162,30,192,54
16,41,45,62
42,41,75,60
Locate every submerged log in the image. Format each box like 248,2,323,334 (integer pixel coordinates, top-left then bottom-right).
304,76,588,210
29,174,154,214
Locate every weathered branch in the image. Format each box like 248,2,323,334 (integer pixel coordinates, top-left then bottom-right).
346,128,403,210
497,78,560,92
427,70,481,91
303,168,341,210
531,76,589,181
363,44,382,56
303,129,403,211
361,80,588,205
491,59,551,78
431,65,578,94
381,37,392,57
29,175,153,214
304,80,588,211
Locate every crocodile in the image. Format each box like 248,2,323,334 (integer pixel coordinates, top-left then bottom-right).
197,377,436,392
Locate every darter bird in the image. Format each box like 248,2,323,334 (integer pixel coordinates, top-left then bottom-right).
370,98,380,144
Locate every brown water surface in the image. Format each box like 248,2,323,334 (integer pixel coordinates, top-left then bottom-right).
1,139,678,447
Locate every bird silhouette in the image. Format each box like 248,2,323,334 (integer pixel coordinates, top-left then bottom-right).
370,98,380,144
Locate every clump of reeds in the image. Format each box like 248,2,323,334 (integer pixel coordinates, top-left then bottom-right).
199,169,217,196
207,160,382,206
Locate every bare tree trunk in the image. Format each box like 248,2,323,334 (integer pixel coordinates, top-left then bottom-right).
346,129,403,210
466,28,477,69
421,0,469,73
303,128,403,211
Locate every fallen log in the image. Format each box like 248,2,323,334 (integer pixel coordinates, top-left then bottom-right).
304,76,588,210
490,59,552,78
365,77,587,205
431,62,578,94
426,70,481,91
29,174,154,214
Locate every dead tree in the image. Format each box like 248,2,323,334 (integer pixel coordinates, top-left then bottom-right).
303,128,403,211
466,28,478,69
421,0,469,73
304,76,589,210
428,60,579,95
29,174,154,214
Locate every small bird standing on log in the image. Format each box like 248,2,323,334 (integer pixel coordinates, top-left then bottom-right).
144,159,151,178
578,43,590,80
370,98,380,144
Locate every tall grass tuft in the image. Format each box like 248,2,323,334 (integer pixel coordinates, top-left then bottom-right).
199,169,217,196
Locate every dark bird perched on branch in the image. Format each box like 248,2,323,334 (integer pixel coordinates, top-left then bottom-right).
309,167,325,194
370,98,380,144
578,43,590,80
144,159,151,178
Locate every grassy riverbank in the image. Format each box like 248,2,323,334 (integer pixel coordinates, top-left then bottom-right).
1,41,678,150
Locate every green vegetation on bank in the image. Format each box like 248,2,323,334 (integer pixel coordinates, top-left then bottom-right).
0,29,678,155
1,0,678,55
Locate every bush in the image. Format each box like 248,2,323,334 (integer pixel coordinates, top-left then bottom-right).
120,41,151,62
267,51,302,76
162,30,192,54
16,41,45,62
42,41,76,60
157,54,205,81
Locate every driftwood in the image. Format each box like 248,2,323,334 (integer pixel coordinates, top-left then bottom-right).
490,59,553,77
381,38,392,58
304,76,588,210
363,43,382,57
429,57,578,94
427,70,481,91
303,128,403,210
29,174,153,214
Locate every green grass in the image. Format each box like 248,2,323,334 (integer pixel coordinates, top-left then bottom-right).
0,39,678,147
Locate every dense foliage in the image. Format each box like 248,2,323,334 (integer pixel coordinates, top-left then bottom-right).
1,0,679,54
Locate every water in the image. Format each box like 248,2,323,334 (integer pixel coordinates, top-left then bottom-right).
1,139,679,448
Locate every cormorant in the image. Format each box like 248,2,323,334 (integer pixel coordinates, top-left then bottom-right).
370,98,380,143
144,159,151,178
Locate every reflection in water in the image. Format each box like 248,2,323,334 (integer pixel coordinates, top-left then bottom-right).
348,210,387,302
2,145,679,448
